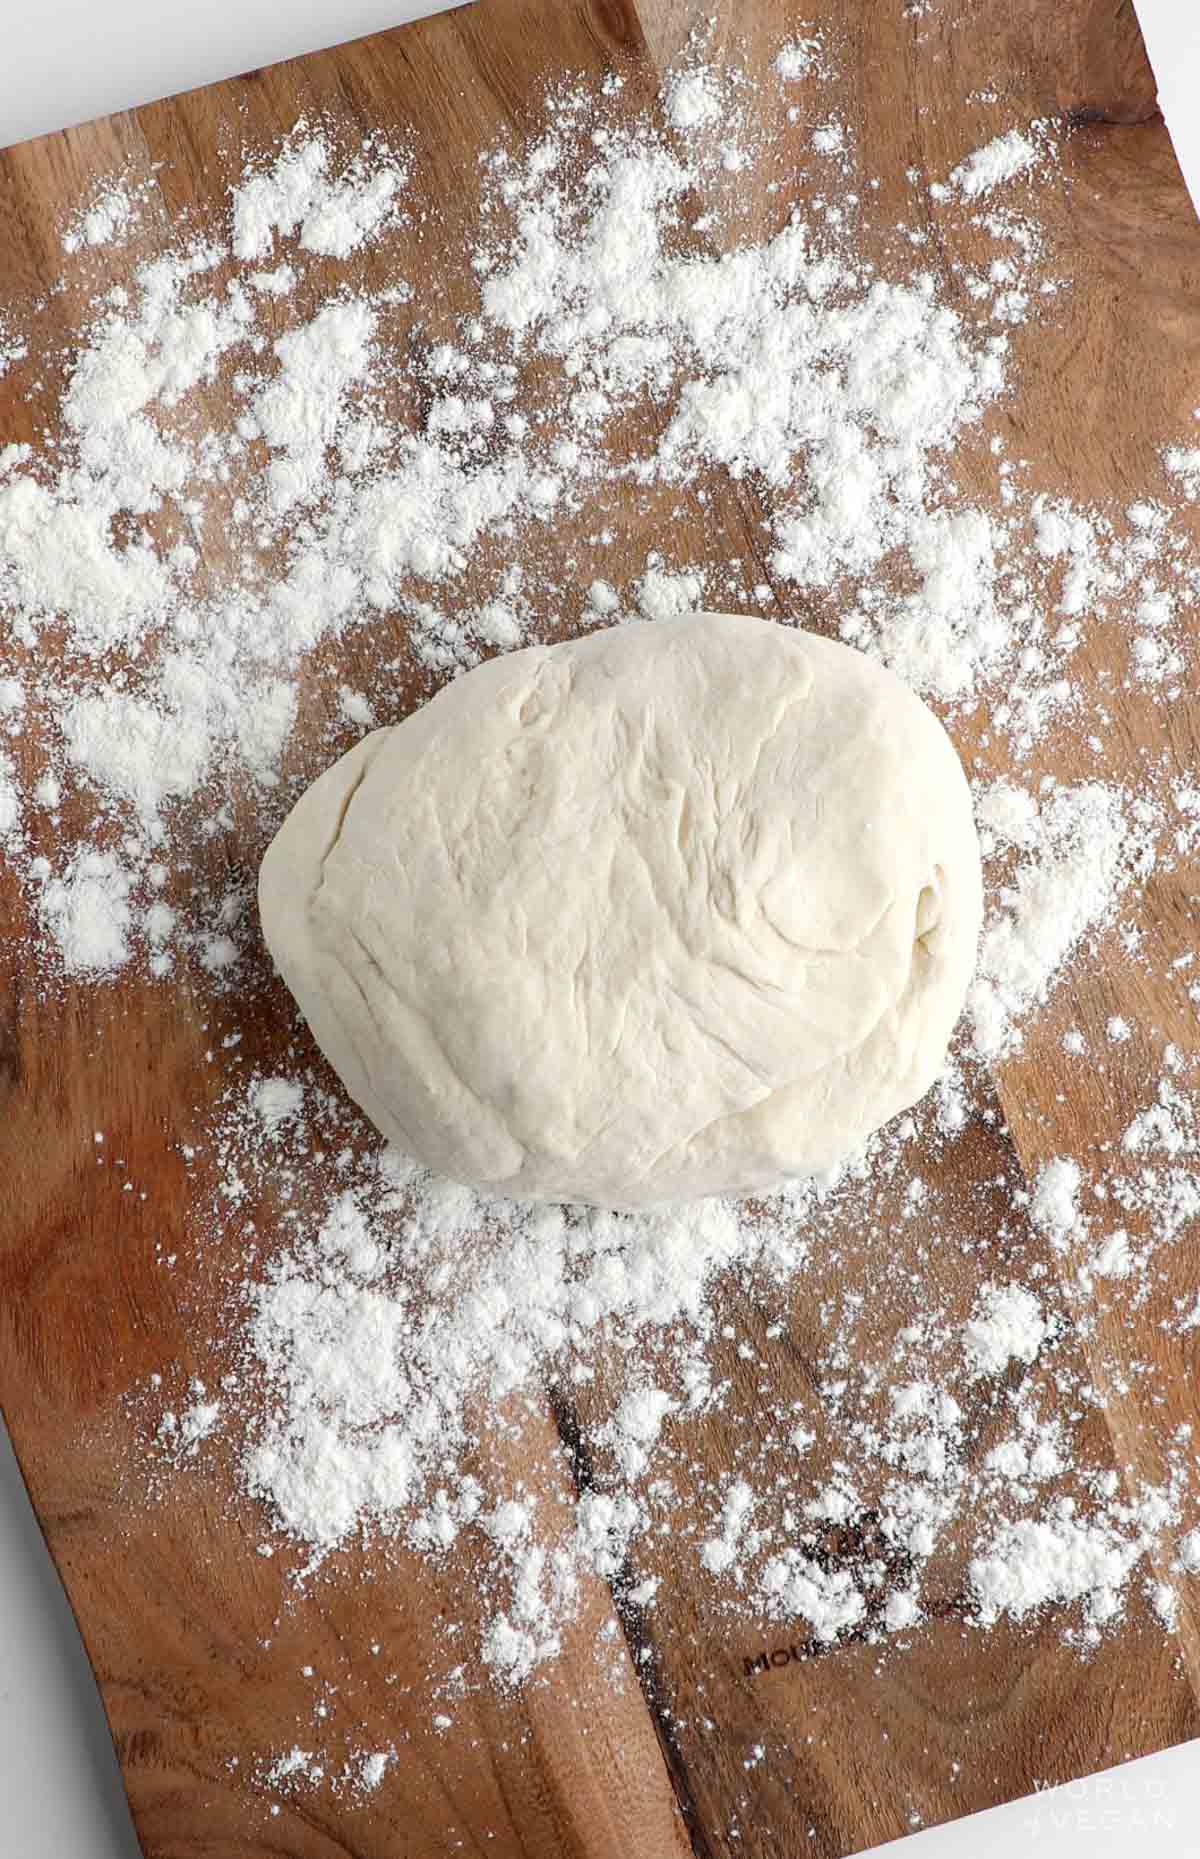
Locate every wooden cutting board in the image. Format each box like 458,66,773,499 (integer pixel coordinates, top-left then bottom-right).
3,2,1200,1855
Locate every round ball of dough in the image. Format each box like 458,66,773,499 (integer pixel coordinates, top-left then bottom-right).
259,614,981,1207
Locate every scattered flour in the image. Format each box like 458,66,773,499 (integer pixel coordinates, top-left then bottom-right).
963,1283,1051,1377
969,784,1135,1060
664,69,721,132
1163,444,1200,501
156,1382,222,1458
357,1750,392,1792
970,1514,1141,1629
231,135,408,261
947,129,1042,200
774,36,828,83
37,850,134,975
249,1076,306,1131
63,183,143,254
0,752,19,841
1030,1158,1084,1248
759,1553,866,1641
700,1480,756,1575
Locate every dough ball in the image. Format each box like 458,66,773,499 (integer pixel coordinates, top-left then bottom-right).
259,614,981,1207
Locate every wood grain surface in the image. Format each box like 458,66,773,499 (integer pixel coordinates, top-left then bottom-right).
3,1,1200,1856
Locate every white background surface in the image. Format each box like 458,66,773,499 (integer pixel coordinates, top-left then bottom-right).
1,2,1199,1856
0,0,464,148
1134,0,1200,221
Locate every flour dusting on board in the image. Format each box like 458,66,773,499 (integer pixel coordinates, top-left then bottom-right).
4,20,1200,1812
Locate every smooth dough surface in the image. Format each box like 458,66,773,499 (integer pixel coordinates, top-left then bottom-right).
260,613,982,1206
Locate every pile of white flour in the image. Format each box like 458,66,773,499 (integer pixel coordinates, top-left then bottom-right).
3,20,1200,1803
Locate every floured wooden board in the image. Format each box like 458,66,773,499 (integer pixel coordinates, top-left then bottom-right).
3,2,1200,1856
